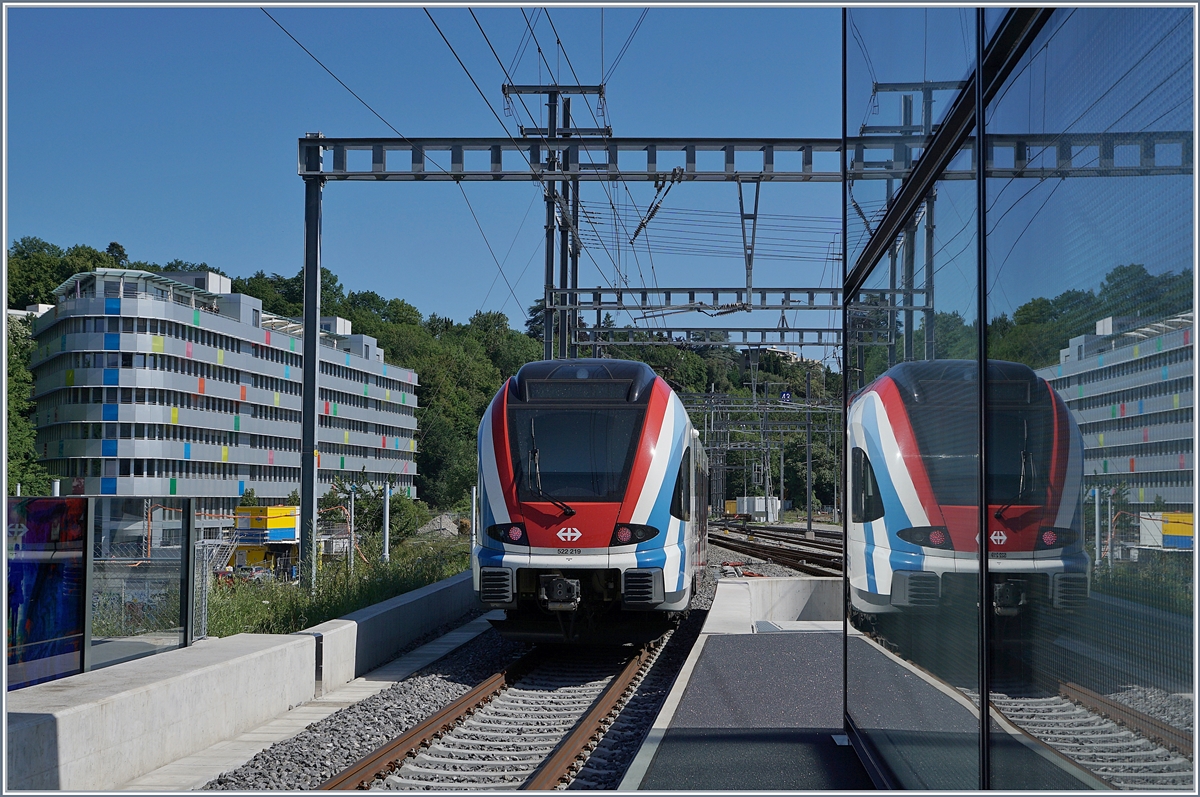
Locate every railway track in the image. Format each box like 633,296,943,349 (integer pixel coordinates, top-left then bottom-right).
319,641,661,790
964,683,1194,790
709,527,842,577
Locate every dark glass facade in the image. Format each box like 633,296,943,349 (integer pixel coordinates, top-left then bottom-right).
844,8,1193,790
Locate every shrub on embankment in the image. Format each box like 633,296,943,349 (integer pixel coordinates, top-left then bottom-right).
205,538,469,637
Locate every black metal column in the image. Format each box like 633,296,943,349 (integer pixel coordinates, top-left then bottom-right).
543,92,559,361
570,177,580,358
559,180,571,359
924,194,936,360
180,498,195,645
301,135,324,589
806,369,813,535
902,218,916,361
974,9,991,788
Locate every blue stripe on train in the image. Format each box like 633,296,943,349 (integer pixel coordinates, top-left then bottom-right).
862,397,924,589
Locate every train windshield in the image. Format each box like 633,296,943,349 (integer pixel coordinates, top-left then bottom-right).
905,378,1054,506
509,406,646,502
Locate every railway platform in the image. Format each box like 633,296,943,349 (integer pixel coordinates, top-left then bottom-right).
619,574,1115,791
620,575,874,790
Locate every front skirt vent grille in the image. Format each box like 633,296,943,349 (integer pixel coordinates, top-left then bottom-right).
623,569,664,606
1052,573,1089,610
480,567,514,604
891,571,940,608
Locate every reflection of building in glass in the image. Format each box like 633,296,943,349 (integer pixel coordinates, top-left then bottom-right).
1037,312,1193,511
28,268,420,534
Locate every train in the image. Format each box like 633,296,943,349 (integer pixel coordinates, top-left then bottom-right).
473,358,709,643
846,359,1090,617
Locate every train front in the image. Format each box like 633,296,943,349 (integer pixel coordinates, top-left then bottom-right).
847,359,1090,617
474,359,693,643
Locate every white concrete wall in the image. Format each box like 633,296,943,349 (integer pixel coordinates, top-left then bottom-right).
7,634,314,791
299,571,479,693
5,571,481,790
341,570,478,677
703,577,842,634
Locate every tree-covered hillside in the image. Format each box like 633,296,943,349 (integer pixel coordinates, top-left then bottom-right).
26,240,1186,511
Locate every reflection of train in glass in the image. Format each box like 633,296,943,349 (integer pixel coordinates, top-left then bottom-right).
847,360,1089,616
474,359,708,642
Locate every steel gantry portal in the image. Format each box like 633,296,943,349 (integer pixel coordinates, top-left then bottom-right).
293,83,1192,584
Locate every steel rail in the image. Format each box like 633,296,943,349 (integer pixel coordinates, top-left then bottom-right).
317,649,545,790
725,528,844,554
521,643,657,790
709,533,842,577
1060,681,1194,756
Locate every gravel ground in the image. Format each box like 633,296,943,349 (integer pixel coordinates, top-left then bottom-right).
203,614,528,790
1106,685,1195,736
204,553,803,791
709,542,805,578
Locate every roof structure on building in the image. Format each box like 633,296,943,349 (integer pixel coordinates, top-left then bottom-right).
1119,311,1194,343
52,268,226,302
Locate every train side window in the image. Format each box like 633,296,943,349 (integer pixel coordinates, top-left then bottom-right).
851,447,885,523
671,447,692,521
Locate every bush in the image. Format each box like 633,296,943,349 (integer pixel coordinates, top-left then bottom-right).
1092,555,1193,617
204,537,469,637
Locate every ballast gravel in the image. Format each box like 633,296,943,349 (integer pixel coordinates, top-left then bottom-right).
203,616,528,790
203,552,802,791
1106,685,1195,737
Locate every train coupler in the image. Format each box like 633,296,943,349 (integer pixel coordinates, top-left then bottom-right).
540,576,581,611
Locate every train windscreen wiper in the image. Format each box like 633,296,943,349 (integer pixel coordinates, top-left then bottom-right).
994,417,1029,519
528,418,576,517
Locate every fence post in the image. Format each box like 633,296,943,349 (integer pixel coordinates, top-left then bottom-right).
82,497,96,672
181,499,195,646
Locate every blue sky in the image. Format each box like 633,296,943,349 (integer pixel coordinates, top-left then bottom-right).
6,6,844,330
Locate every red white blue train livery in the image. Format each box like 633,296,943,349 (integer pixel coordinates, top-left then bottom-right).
847,359,1089,617
474,359,708,642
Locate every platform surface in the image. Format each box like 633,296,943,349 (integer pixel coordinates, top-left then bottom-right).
635,631,875,790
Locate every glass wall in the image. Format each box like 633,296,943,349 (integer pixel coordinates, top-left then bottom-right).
983,8,1194,790
844,7,1194,790
89,497,192,669
7,497,88,689
845,9,982,788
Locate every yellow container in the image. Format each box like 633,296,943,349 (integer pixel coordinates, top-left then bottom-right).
1163,512,1194,538
725,500,738,516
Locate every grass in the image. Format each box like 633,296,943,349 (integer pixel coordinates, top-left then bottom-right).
204,536,470,637
1091,555,1194,617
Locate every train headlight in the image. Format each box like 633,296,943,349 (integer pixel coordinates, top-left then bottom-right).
1036,527,1076,549
610,524,659,546
486,523,529,546
896,526,954,550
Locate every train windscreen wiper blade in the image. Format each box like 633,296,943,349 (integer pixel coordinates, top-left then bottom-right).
994,417,1029,519
529,418,576,517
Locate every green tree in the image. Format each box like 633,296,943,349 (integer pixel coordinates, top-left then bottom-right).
239,488,259,507
7,316,50,496
106,242,128,266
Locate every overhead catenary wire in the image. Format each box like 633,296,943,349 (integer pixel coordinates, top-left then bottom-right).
536,8,666,328
261,7,528,321
467,9,654,334
478,9,654,329
603,9,648,83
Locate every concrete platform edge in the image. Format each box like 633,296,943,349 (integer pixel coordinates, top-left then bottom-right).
617,633,711,791
117,611,503,791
